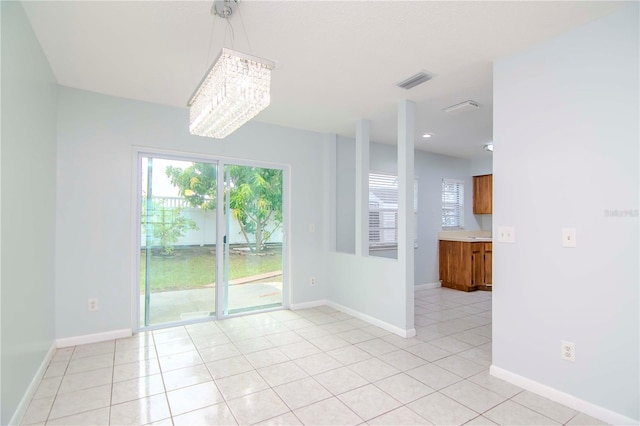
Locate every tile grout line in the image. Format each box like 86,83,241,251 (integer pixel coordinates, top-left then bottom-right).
108,340,115,425
156,327,173,425
191,323,243,426
43,345,74,424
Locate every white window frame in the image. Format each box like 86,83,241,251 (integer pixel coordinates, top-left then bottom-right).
368,172,418,250
442,178,464,229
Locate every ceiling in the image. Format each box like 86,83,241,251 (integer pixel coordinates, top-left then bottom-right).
22,1,624,159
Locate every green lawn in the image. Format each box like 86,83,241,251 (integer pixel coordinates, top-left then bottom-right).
140,246,282,292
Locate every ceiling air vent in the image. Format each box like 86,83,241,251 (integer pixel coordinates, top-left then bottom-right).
396,72,432,90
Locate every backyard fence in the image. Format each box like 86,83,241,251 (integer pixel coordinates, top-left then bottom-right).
141,196,283,247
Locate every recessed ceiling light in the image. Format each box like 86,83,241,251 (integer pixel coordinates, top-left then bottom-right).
422,133,434,138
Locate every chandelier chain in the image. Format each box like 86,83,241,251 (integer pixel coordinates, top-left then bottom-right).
225,19,235,50
236,2,253,55
204,11,217,80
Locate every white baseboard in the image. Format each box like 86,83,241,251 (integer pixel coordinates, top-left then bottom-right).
326,301,416,338
490,365,638,425
290,299,328,310
9,343,56,426
289,299,416,338
415,282,441,291
56,328,132,348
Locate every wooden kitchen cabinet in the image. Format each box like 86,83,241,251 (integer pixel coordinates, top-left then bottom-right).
439,240,492,291
471,244,484,288
483,242,492,286
473,174,493,214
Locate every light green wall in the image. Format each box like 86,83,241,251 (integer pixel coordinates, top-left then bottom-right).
0,2,58,423
493,4,639,421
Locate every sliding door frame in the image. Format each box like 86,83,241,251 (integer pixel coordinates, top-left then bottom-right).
217,159,291,317
131,147,290,332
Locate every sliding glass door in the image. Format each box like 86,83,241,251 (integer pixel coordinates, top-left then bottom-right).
222,164,284,315
140,156,218,327
138,154,285,329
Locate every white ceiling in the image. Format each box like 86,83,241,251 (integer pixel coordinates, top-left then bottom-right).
22,1,623,159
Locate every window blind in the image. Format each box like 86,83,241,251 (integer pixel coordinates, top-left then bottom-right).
369,172,418,248
442,178,464,229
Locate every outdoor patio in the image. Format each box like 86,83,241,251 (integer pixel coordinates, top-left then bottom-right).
141,280,283,326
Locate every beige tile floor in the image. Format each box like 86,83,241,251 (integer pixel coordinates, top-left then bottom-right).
22,287,608,425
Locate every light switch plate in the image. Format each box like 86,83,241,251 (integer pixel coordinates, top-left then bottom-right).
562,228,577,247
497,226,515,243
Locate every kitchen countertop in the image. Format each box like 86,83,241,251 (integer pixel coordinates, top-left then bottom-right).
438,230,492,242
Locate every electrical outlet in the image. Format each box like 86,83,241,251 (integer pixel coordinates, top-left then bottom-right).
309,223,316,233
561,341,576,362
497,226,515,243
88,298,99,312
310,277,316,286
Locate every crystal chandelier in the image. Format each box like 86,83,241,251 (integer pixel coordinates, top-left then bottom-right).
188,1,274,139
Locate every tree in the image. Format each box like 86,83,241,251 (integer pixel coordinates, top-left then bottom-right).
166,164,282,253
141,198,198,256
166,163,217,210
